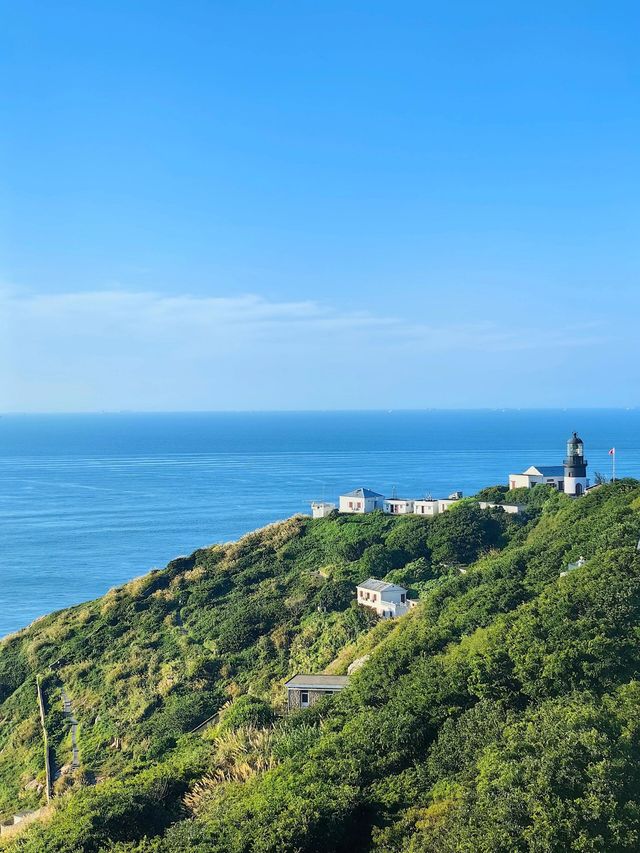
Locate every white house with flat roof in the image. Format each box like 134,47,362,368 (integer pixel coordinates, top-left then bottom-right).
413,494,462,517
339,488,385,514
412,499,438,516
437,498,460,512
384,497,414,515
478,501,523,515
356,577,413,619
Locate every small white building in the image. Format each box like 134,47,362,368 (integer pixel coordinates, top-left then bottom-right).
413,499,440,517
310,501,337,519
509,465,565,490
384,498,414,515
560,555,587,577
284,674,349,711
339,488,385,514
478,501,523,515
356,577,411,619
438,498,460,513
413,493,462,517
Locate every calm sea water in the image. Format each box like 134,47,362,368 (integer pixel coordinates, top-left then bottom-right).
1,410,638,637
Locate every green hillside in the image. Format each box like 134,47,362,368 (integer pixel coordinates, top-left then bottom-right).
2,481,640,851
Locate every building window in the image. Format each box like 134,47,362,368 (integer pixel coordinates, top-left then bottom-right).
300,691,309,707
400,594,405,603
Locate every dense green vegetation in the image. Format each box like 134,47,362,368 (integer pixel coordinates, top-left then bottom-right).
2,482,640,851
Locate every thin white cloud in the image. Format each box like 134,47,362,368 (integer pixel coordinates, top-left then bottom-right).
0,287,608,412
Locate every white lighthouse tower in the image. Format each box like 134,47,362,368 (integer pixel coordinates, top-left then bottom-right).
563,432,589,496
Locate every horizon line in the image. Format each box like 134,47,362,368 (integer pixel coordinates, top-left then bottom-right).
1,406,639,417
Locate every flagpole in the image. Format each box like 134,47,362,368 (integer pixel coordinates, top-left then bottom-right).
611,449,616,483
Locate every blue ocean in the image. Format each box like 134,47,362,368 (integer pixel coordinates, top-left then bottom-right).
1,410,638,637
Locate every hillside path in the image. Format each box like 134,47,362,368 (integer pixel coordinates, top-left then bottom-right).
60,688,79,769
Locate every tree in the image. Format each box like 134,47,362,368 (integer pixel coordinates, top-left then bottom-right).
359,544,404,576
428,504,506,567
474,485,509,503
317,580,353,611
385,517,432,562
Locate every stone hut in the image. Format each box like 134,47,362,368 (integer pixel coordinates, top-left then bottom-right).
284,674,349,711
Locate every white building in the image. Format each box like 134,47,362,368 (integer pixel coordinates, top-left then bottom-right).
384,498,414,515
310,501,337,519
560,556,586,578
438,498,460,513
356,577,413,619
478,501,523,515
339,488,385,514
509,465,565,490
413,493,462,517
413,499,440,516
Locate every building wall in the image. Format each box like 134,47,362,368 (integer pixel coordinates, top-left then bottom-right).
311,502,336,518
384,500,414,514
413,500,439,516
379,587,406,604
509,474,539,489
287,687,342,711
357,587,409,618
564,473,589,496
510,473,565,490
339,495,364,513
357,586,383,606
339,495,383,513
366,599,409,618
437,499,459,512
544,477,564,489
478,502,522,515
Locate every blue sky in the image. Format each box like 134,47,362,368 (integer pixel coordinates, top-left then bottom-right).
1,1,639,411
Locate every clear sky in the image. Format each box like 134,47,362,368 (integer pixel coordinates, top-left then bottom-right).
1,1,639,411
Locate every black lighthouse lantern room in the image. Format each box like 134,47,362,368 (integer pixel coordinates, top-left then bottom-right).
564,432,587,476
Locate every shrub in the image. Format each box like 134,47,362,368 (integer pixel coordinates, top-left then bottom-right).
217,695,275,733
317,580,354,611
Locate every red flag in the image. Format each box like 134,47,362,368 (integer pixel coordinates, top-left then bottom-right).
609,448,616,455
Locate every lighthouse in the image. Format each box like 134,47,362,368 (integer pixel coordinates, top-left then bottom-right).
563,432,588,496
